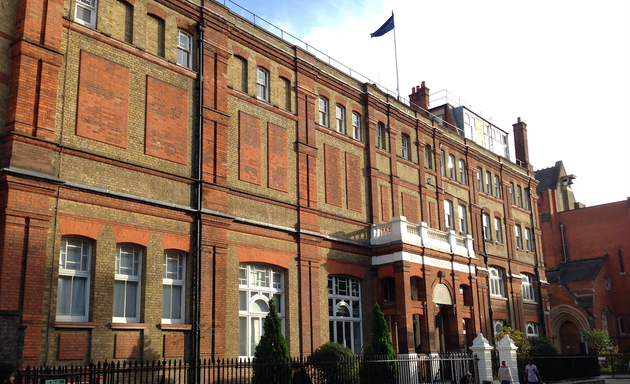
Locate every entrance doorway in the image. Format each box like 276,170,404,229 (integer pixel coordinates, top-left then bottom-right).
559,321,580,355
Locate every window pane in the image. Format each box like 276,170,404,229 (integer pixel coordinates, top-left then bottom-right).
239,291,247,311
57,276,72,315
251,317,261,354
239,317,247,356
251,299,268,313
336,305,350,317
162,285,171,318
125,281,137,318
171,285,182,319
353,322,361,353
71,277,86,316
113,281,125,317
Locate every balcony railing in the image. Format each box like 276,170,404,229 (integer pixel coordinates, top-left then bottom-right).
372,216,475,258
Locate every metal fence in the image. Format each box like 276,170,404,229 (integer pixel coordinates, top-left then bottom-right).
18,353,478,384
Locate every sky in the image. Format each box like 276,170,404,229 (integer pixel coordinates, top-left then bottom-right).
221,0,630,207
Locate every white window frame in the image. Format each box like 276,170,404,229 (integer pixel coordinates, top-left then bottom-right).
509,182,515,204
515,225,523,249
335,105,345,134
521,274,535,302
319,97,329,127
328,275,363,354
494,320,504,334
377,123,386,150
56,237,92,322
75,0,98,28
524,188,531,210
113,244,142,323
448,155,455,179
239,264,285,358
459,159,466,184
494,217,503,243
401,135,410,160
440,152,446,177
489,267,505,297
458,205,467,234
526,322,539,338
162,251,186,324
477,168,483,191
486,172,492,194
256,67,270,102
352,112,361,141
482,213,491,241
525,228,533,251
425,145,433,169
517,186,523,207
494,175,501,198
176,30,192,69
444,200,454,229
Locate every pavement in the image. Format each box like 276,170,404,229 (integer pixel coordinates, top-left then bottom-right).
602,374,630,384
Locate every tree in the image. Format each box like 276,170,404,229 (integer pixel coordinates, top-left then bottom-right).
502,317,511,328
493,326,530,357
528,337,559,357
362,304,398,384
583,329,613,355
310,342,359,384
252,299,291,384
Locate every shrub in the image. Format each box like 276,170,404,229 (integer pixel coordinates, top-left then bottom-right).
494,326,530,357
252,299,291,384
310,342,359,384
362,304,398,384
528,337,559,357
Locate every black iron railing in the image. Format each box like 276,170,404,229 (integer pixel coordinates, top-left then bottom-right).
19,353,479,384
516,355,600,382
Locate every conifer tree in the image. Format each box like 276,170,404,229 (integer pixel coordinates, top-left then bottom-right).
362,303,398,384
252,299,291,384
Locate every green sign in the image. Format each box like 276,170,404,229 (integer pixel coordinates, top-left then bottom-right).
44,380,66,384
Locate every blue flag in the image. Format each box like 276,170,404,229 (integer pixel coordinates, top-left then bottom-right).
370,14,394,37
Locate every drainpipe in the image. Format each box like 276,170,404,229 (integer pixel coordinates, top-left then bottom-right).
481,208,494,340
192,21,205,381
527,187,546,337
559,222,568,263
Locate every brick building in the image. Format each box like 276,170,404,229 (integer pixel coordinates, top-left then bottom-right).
537,161,630,352
0,0,549,367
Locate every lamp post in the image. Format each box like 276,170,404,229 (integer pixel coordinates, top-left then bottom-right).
607,346,614,377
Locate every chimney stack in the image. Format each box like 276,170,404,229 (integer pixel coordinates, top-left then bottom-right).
409,81,430,112
512,117,532,170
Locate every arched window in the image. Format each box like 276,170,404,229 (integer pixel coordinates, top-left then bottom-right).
57,237,92,322
401,134,410,160
602,311,608,332
526,322,539,338
377,123,387,150
619,317,626,335
489,267,505,297
328,276,362,353
424,145,433,169
239,264,285,358
493,320,503,334
162,250,186,324
521,274,535,301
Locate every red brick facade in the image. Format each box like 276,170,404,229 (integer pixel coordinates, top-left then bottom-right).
0,0,548,368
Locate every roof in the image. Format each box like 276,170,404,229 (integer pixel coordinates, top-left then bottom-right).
546,255,607,284
535,161,565,194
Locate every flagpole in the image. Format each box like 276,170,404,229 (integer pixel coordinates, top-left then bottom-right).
391,11,400,98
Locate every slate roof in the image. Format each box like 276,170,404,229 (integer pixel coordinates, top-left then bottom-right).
535,161,564,194
546,255,607,284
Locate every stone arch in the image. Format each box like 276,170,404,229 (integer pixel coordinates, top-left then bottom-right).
549,304,590,352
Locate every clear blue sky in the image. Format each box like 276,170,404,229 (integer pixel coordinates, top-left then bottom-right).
219,0,630,207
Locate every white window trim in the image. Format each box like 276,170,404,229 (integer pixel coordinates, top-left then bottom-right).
486,172,492,194
494,217,503,243
489,267,505,297
483,214,491,241
75,0,98,28
526,322,539,338
448,155,455,179
162,251,186,324
328,275,363,354
335,105,345,134
459,159,466,184
401,135,409,160
256,67,269,102
525,228,533,252
176,30,193,69
444,200,454,229
239,264,285,358
515,225,523,249
458,205,467,234
56,237,92,322
352,112,361,141
521,274,535,302
319,97,329,127
113,245,142,323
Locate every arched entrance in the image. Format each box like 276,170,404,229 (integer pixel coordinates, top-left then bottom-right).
559,321,580,355
433,283,458,352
